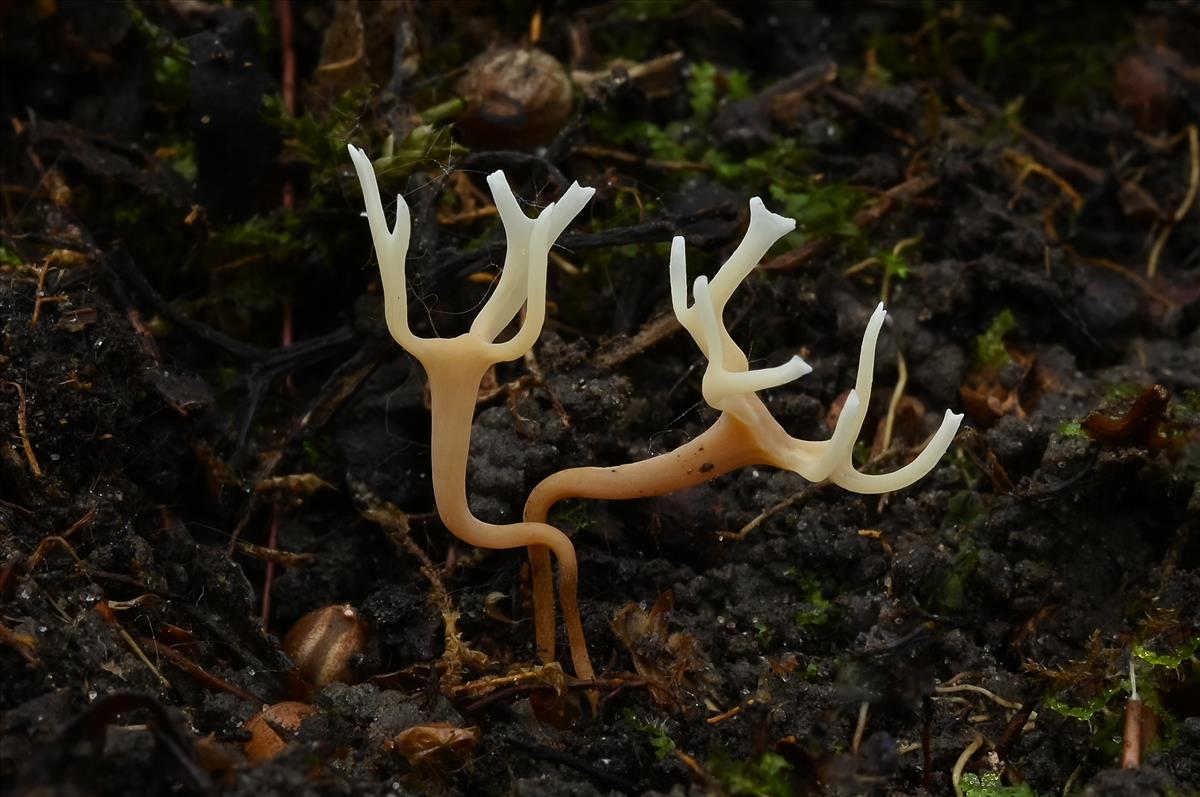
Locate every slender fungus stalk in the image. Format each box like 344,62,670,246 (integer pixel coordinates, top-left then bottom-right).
1122,657,1143,769
348,145,596,682
525,198,962,662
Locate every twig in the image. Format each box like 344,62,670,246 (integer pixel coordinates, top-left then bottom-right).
935,683,1023,711
1146,123,1199,278
26,535,86,571
705,704,743,725
881,351,908,454
595,312,682,370
723,483,825,541
1063,246,1179,307
5,381,42,477
851,701,869,755
60,505,97,539
0,620,40,666
139,635,265,704
993,696,1040,762
95,601,171,691
571,144,709,172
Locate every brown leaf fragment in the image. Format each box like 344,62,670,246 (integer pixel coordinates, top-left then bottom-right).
193,440,243,496
255,473,334,495
388,723,480,768
610,591,719,710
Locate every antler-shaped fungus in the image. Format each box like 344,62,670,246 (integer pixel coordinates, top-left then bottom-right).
524,197,962,663
348,145,597,682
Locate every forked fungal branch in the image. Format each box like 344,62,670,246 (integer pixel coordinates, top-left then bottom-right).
348,145,597,683
524,197,963,663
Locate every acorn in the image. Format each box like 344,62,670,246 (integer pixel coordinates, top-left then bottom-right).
243,701,316,762
283,604,372,687
455,47,573,150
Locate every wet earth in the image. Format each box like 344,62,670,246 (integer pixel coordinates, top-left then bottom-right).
1,2,1199,796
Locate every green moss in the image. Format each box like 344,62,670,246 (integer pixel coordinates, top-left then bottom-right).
593,1,685,60
590,60,753,163
1134,637,1200,669
124,1,191,106
622,708,675,759
960,773,1040,797
708,752,792,797
788,571,832,627
1103,382,1145,404
548,500,594,533
1057,421,1088,439
767,181,864,247
753,619,774,648
265,87,462,190
944,490,988,529
264,86,373,185
0,244,24,267
929,544,978,612
1045,683,1122,722
975,309,1016,368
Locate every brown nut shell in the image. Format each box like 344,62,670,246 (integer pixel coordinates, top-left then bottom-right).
455,47,573,149
243,701,316,762
283,603,371,687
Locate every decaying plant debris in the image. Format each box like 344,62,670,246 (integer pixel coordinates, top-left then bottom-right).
1,2,1199,796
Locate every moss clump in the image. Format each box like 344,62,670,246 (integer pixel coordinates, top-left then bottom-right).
975,309,1016,368
621,708,675,760
960,772,1040,797
708,752,792,797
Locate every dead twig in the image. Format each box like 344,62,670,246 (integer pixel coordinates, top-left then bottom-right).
5,381,42,477
1146,123,1199,278
94,600,171,691
139,635,265,704
595,312,682,370
26,535,86,572
571,144,710,172
1063,246,1179,308
721,483,826,541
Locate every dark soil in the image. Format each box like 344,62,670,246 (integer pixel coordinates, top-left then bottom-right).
2,2,1199,796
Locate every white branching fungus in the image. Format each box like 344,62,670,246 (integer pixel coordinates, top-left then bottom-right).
352,142,962,683
670,197,964,494
348,145,597,682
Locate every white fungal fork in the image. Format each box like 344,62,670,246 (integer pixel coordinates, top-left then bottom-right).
814,303,964,494
692,275,812,412
670,197,797,365
671,198,965,495
347,143,595,362
348,144,419,351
